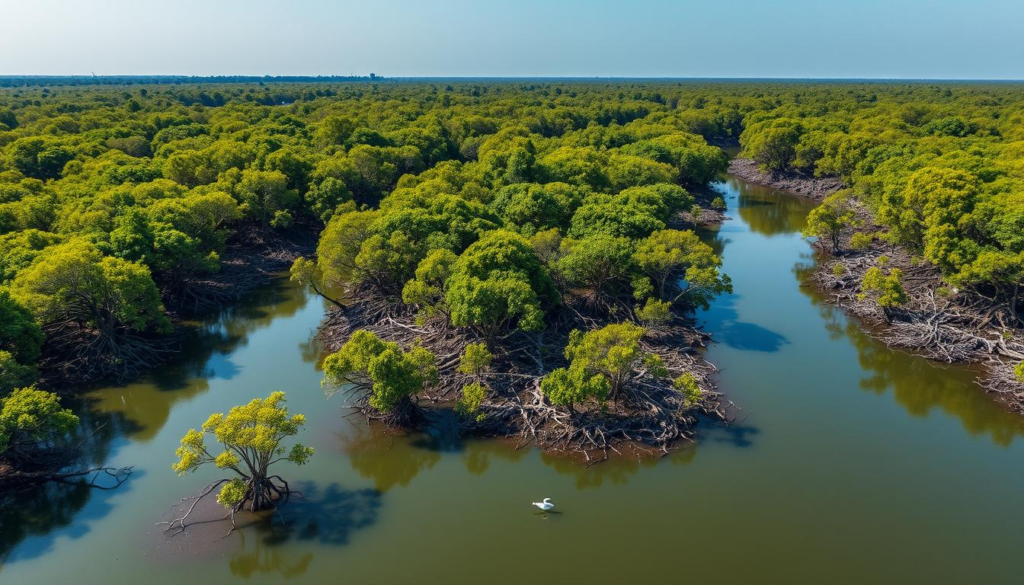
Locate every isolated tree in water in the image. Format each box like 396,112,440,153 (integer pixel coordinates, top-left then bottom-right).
166,392,313,532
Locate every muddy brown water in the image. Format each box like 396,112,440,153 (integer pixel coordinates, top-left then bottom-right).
2,173,1023,584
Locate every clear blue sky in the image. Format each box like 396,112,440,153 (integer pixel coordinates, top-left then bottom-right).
3,0,1022,79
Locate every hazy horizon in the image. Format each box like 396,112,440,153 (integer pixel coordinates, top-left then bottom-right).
3,75,1024,83
3,0,1023,80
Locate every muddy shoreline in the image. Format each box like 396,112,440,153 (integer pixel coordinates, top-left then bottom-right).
727,158,844,200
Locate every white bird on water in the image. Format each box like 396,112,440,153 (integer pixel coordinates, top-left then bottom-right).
532,497,554,511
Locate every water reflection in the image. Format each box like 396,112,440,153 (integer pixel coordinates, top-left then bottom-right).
845,313,1022,446
539,453,647,490
460,439,529,475
702,291,790,353
0,483,93,565
83,276,312,443
340,423,442,492
796,250,1024,446
0,469,140,566
0,399,140,566
230,532,314,580
718,177,814,237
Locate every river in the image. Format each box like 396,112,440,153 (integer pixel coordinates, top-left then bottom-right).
2,173,1023,584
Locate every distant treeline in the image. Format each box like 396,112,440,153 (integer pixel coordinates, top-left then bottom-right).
0,75,380,88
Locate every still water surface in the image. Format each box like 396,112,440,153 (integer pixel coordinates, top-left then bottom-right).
2,175,1023,584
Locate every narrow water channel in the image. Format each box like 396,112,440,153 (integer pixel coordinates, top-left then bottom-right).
3,174,1023,584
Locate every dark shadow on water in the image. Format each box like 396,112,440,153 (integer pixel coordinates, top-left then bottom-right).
702,292,790,353
718,321,790,353
262,482,382,547
700,421,760,449
0,468,143,566
532,510,564,521
410,409,464,453
227,482,382,579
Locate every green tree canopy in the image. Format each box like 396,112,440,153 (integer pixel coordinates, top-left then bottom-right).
321,330,439,422
446,230,558,340
11,240,170,336
171,392,313,517
0,386,79,459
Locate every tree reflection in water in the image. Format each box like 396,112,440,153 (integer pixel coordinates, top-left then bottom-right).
0,482,93,565
797,261,1024,446
81,275,313,444
460,438,529,476
340,423,442,492
0,404,138,565
727,178,815,237
542,453,637,490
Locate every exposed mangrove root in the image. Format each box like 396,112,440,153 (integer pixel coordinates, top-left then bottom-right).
727,158,845,201
810,218,1024,411
34,224,318,393
161,223,318,316
36,321,178,388
318,293,727,458
158,475,298,537
980,363,1024,414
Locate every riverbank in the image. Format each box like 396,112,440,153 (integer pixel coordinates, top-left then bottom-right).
161,222,318,317
36,223,318,393
811,222,1024,412
730,157,1024,411
8,166,1024,585
727,158,844,201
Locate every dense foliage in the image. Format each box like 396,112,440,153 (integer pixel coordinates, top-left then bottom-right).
0,386,78,460
0,79,738,466
321,330,439,422
737,83,1024,319
541,322,667,407
6,78,1024,458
